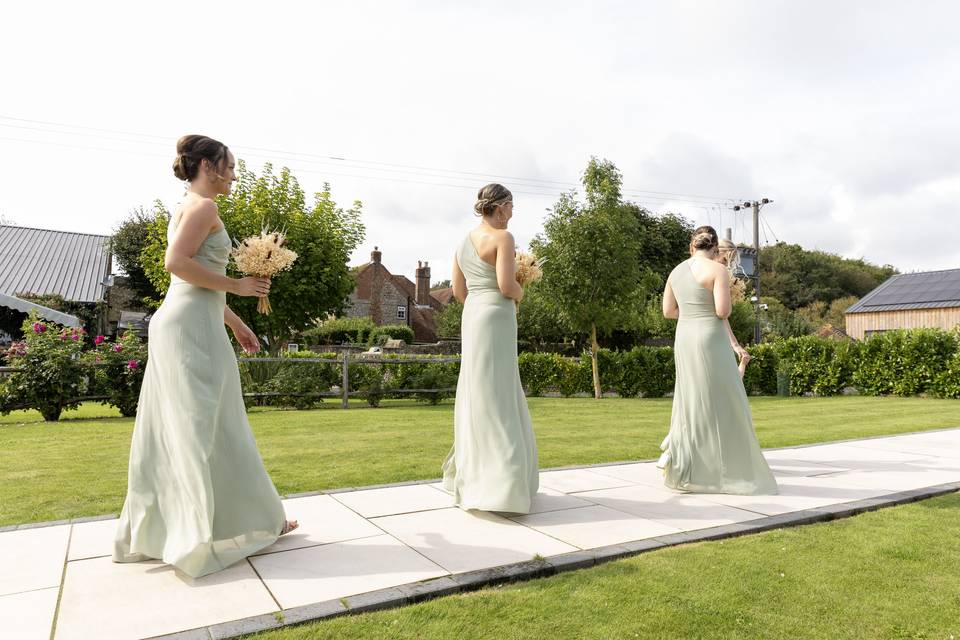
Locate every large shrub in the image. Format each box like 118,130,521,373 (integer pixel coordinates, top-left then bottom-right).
369,324,415,346
259,350,341,409
742,342,780,396
381,355,460,404
0,316,88,421
302,317,376,345
776,335,859,396
84,330,148,416
853,328,958,396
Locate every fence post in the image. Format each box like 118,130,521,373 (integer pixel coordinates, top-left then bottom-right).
341,354,350,409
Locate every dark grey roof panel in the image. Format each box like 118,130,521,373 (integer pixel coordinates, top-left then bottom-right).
846,268,960,314
0,225,111,303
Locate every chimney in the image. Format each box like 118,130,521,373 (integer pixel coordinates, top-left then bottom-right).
415,260,431,306
371,246,382,264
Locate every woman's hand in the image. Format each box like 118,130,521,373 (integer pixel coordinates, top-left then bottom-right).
733,345,751,363
232,322,262,354
234,277,271,297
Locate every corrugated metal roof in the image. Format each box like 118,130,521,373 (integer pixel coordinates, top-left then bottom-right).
846,268,960,314
0,225,111,303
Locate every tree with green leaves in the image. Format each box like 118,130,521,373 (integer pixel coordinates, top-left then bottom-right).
531,158,659,398
435,299,463,339
431,279,452,291
111,202,169,307
141,161,365,352
517,281,577,350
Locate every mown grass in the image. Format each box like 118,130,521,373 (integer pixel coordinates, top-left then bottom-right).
1,396,957,526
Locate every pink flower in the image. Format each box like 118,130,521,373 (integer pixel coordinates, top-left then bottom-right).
127,360,139,370
71,333,79,341
113,344,123,353
32,322,46,333
94,335,105,346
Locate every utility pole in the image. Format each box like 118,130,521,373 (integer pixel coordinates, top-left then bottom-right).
733,198,774,344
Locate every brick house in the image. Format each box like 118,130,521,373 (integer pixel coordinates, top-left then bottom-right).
347,247,449,342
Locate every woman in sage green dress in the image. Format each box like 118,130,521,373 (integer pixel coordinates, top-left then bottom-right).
442,183,539,513
113,135,297,578
657,226,777,495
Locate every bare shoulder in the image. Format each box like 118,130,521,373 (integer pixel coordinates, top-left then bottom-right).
178,197,220,229
711,261,731,281
493,228,516,246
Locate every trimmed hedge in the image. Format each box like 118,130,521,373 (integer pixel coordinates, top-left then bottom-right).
301,317,376,345
369,324,416,346
517,329,960,399
518,347,675,398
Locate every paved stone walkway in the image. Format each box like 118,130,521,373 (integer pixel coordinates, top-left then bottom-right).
2,428,959,640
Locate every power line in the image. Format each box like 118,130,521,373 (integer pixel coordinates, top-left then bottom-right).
0,113,745,206
761,212,780,243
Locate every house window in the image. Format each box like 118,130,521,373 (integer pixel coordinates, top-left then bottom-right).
397,305,407,320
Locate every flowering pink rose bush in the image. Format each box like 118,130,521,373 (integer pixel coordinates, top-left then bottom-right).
1,315,88,421
84,330,147,417
0,314,149,421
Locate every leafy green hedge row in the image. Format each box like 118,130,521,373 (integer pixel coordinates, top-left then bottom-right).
518,348,676,398
300,317,416,346
517,329,960,399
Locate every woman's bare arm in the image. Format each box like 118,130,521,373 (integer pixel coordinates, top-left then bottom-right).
662,279,679,319
712,268,732,319
495,232,524,302
452,253,468,304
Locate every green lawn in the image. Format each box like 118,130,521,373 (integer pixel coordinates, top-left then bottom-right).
1,397,958,527
249,492,960,640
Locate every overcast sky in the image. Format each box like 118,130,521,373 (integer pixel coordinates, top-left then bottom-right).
1,1,957,286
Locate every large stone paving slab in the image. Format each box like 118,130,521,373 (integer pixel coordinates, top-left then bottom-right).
253,495,383,556
573,484,765,531
695,474,893,515
511,504,680,548
539,468,637,493
55,557,277,640
371,507,577,573
68,519,117,561
331,483,455,518
0,587,59,640
0,525,71,596
251,533,447,608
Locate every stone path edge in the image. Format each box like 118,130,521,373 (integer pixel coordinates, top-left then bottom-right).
146,480,960,640
6,423,958,533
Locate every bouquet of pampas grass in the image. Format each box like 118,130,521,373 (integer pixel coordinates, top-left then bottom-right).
514,251,545,309
232,229,298,314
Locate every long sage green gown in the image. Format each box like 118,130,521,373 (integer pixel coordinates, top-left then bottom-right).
113,217,286,578
660,258,778,495
442,234,539,513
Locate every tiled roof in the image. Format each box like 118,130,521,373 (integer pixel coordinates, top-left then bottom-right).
0,225,111,303
431,287,454,304
846,268,960,313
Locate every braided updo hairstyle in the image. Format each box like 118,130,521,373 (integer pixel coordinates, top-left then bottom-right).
474,183,513,217
689,225,719,255
172,134,229,182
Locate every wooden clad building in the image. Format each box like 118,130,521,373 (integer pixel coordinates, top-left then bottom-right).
845,268,960,340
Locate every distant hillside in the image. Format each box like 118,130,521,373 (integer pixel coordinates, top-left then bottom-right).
758,242,898,310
